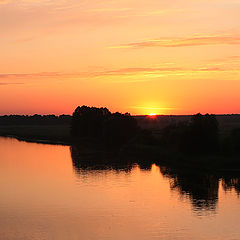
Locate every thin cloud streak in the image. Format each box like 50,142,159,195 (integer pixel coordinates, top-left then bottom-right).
0,72,76,78
0,66,236,80
130,106,175,110
86,8,132,13
0,82,24,85
110,35,240,49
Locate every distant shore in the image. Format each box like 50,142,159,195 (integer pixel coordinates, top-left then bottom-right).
0,124,71,146
1,112,240,171
0,134,71,146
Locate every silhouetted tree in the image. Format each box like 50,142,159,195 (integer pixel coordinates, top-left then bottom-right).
160,113,219,154
221,128,240,156
189,113,219,153
0,114,71,125
103,112,139,148
71,105,111,138
71,106,139,149
161,121,189,152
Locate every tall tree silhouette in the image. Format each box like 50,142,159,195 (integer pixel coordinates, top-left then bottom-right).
71,106,139,148
71,105,111,138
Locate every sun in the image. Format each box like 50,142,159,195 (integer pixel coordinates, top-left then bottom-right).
148,113,157,116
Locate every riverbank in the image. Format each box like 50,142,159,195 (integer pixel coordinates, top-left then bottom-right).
1,124,239,171
0,125,71,145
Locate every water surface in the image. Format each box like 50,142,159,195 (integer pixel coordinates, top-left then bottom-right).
0,137,240,240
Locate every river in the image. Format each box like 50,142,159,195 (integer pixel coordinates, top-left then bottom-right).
0,137,240,240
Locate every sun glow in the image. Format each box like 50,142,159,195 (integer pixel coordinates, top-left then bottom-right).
148,113,157,116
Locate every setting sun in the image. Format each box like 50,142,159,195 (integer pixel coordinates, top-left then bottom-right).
148,113,157,116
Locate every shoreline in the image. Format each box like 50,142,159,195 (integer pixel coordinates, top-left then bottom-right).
1,133,240,172
0,134,71,146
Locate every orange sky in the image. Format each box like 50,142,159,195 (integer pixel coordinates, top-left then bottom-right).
0,0,240,115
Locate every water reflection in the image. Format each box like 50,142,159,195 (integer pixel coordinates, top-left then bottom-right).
2,137,240,239
159,166,219,213
222,174,240,195
71,145,240,215
160,169,240,214
159,169,240,214
70,145,135,173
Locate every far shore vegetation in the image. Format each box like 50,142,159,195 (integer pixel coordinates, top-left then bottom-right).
0,106,240,170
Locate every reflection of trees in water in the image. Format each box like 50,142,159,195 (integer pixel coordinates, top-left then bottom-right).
70,145,135,174
222,174,240,195
159,166,219,213
70,145,154,174
70,145,240,214
159,166,240,213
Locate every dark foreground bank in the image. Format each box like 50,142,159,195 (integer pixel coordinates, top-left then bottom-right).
0,125,71,145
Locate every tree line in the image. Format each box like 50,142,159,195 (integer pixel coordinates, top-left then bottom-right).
0,114,71,125
71,105,139,148
71,106,240,156
0,106,239,156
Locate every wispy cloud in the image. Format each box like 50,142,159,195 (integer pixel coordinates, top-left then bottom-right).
0,67,232,77
96,67,226,76
0,72,75,79
0,82,24,85
86,8,132,13
0,0,10,4
217,55,240,62
110,35,240,49
0,65,238,84
11,36,37,44
129,8,184,17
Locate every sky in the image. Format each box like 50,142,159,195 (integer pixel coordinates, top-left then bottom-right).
0,0,240,115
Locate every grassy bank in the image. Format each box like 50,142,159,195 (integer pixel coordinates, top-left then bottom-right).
0,124,71,145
